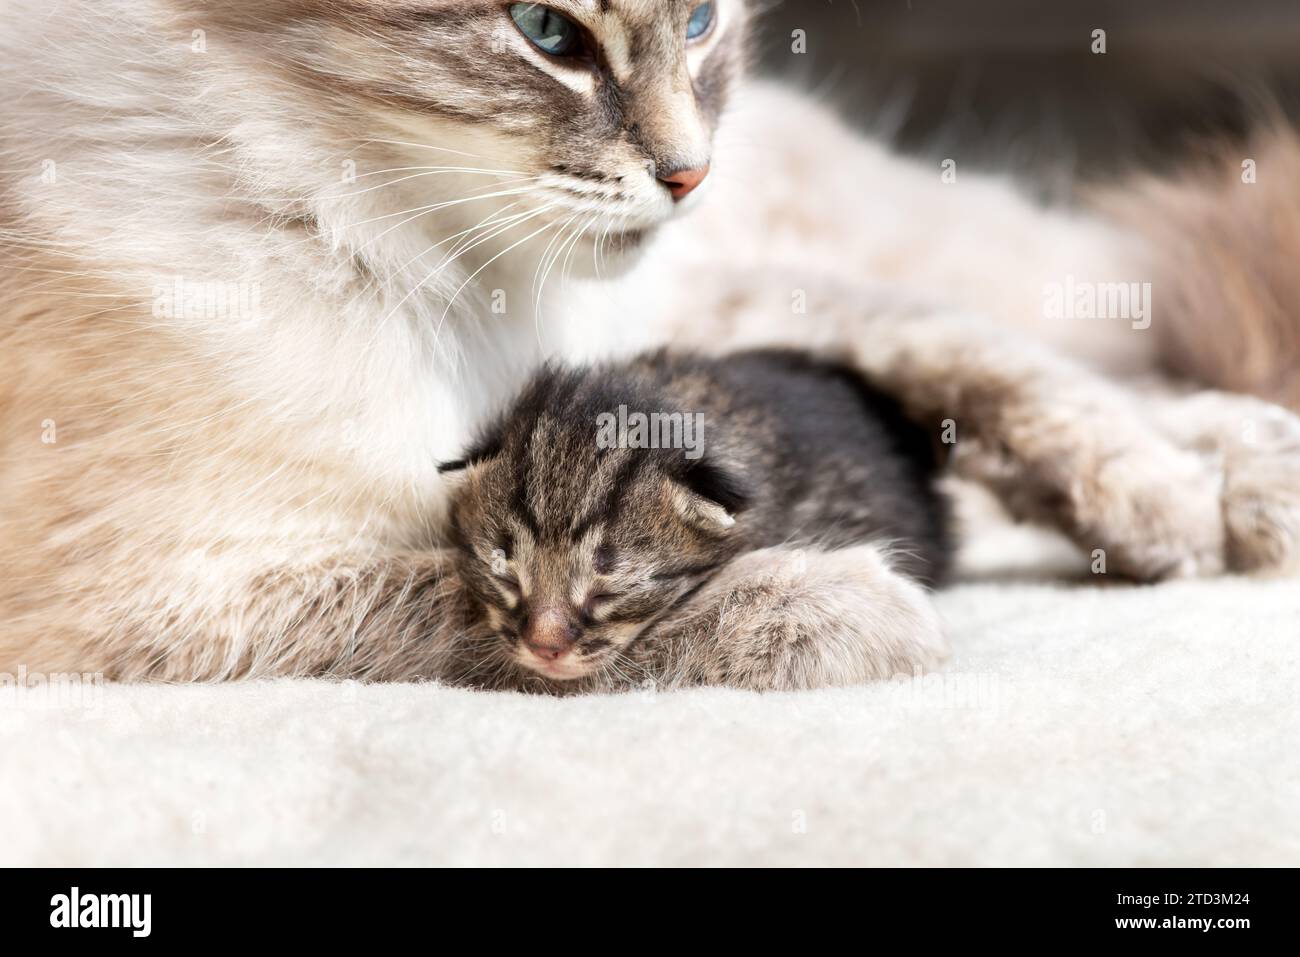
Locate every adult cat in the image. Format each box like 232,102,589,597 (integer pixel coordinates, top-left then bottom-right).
1,0,1297,684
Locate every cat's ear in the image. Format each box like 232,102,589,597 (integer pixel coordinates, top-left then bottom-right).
670,459,749,532
437,426,504,475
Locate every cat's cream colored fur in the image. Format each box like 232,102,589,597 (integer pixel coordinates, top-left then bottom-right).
2,0,1297,686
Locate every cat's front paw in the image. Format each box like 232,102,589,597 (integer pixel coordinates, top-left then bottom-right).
1139,390,1300,575
1169,392,1300,574
1223,433,1300,575
1068,443,1226,580
952,414,1226,581
664,545,949,691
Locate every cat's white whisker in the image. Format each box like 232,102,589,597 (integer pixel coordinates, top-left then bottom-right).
387,204,553,318
529,210,580,304
350,164,529,181
348,137,485,160
529,210,585,338
431,211,566,340
558,210,597,295
437,205,559,282
348,179,548,261
312,167,527,203
335,185,545,231
386,200,531,282
534,210,595,346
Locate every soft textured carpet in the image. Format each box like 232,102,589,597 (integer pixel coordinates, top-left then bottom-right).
3,519,1297,866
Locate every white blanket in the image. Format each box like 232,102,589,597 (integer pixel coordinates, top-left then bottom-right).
4,518,1297,867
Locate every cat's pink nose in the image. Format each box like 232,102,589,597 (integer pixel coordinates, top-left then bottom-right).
524,608,578,660
528,643,568,661
659,164,710,201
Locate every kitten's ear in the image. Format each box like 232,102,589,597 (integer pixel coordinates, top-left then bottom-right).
670,459,749,532
437,427,504,475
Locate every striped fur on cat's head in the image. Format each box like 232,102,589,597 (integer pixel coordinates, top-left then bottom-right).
443,364,749,682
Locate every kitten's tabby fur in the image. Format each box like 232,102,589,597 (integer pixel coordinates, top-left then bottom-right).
2,0,1299,687
443,350,950,690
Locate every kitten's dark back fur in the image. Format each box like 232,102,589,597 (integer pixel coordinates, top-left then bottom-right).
667,349,951,582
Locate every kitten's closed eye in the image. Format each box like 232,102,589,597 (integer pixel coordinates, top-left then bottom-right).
581,592,619,621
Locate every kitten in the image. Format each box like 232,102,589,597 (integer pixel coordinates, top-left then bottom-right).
442,349,950,687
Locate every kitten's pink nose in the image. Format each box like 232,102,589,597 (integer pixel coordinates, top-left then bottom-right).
524,608,578,661
658,164,710,201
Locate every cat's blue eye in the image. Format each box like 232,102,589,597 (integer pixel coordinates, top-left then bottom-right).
509,4,583,58
686,2,716,41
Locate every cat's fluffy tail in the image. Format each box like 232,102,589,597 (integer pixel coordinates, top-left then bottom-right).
1101,127,1300,411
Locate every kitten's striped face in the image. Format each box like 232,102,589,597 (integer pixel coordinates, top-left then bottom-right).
444,367,748,683
260,0,748,269
448,444,742,683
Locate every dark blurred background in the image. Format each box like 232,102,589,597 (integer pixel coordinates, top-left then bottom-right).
754,0,1300,195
